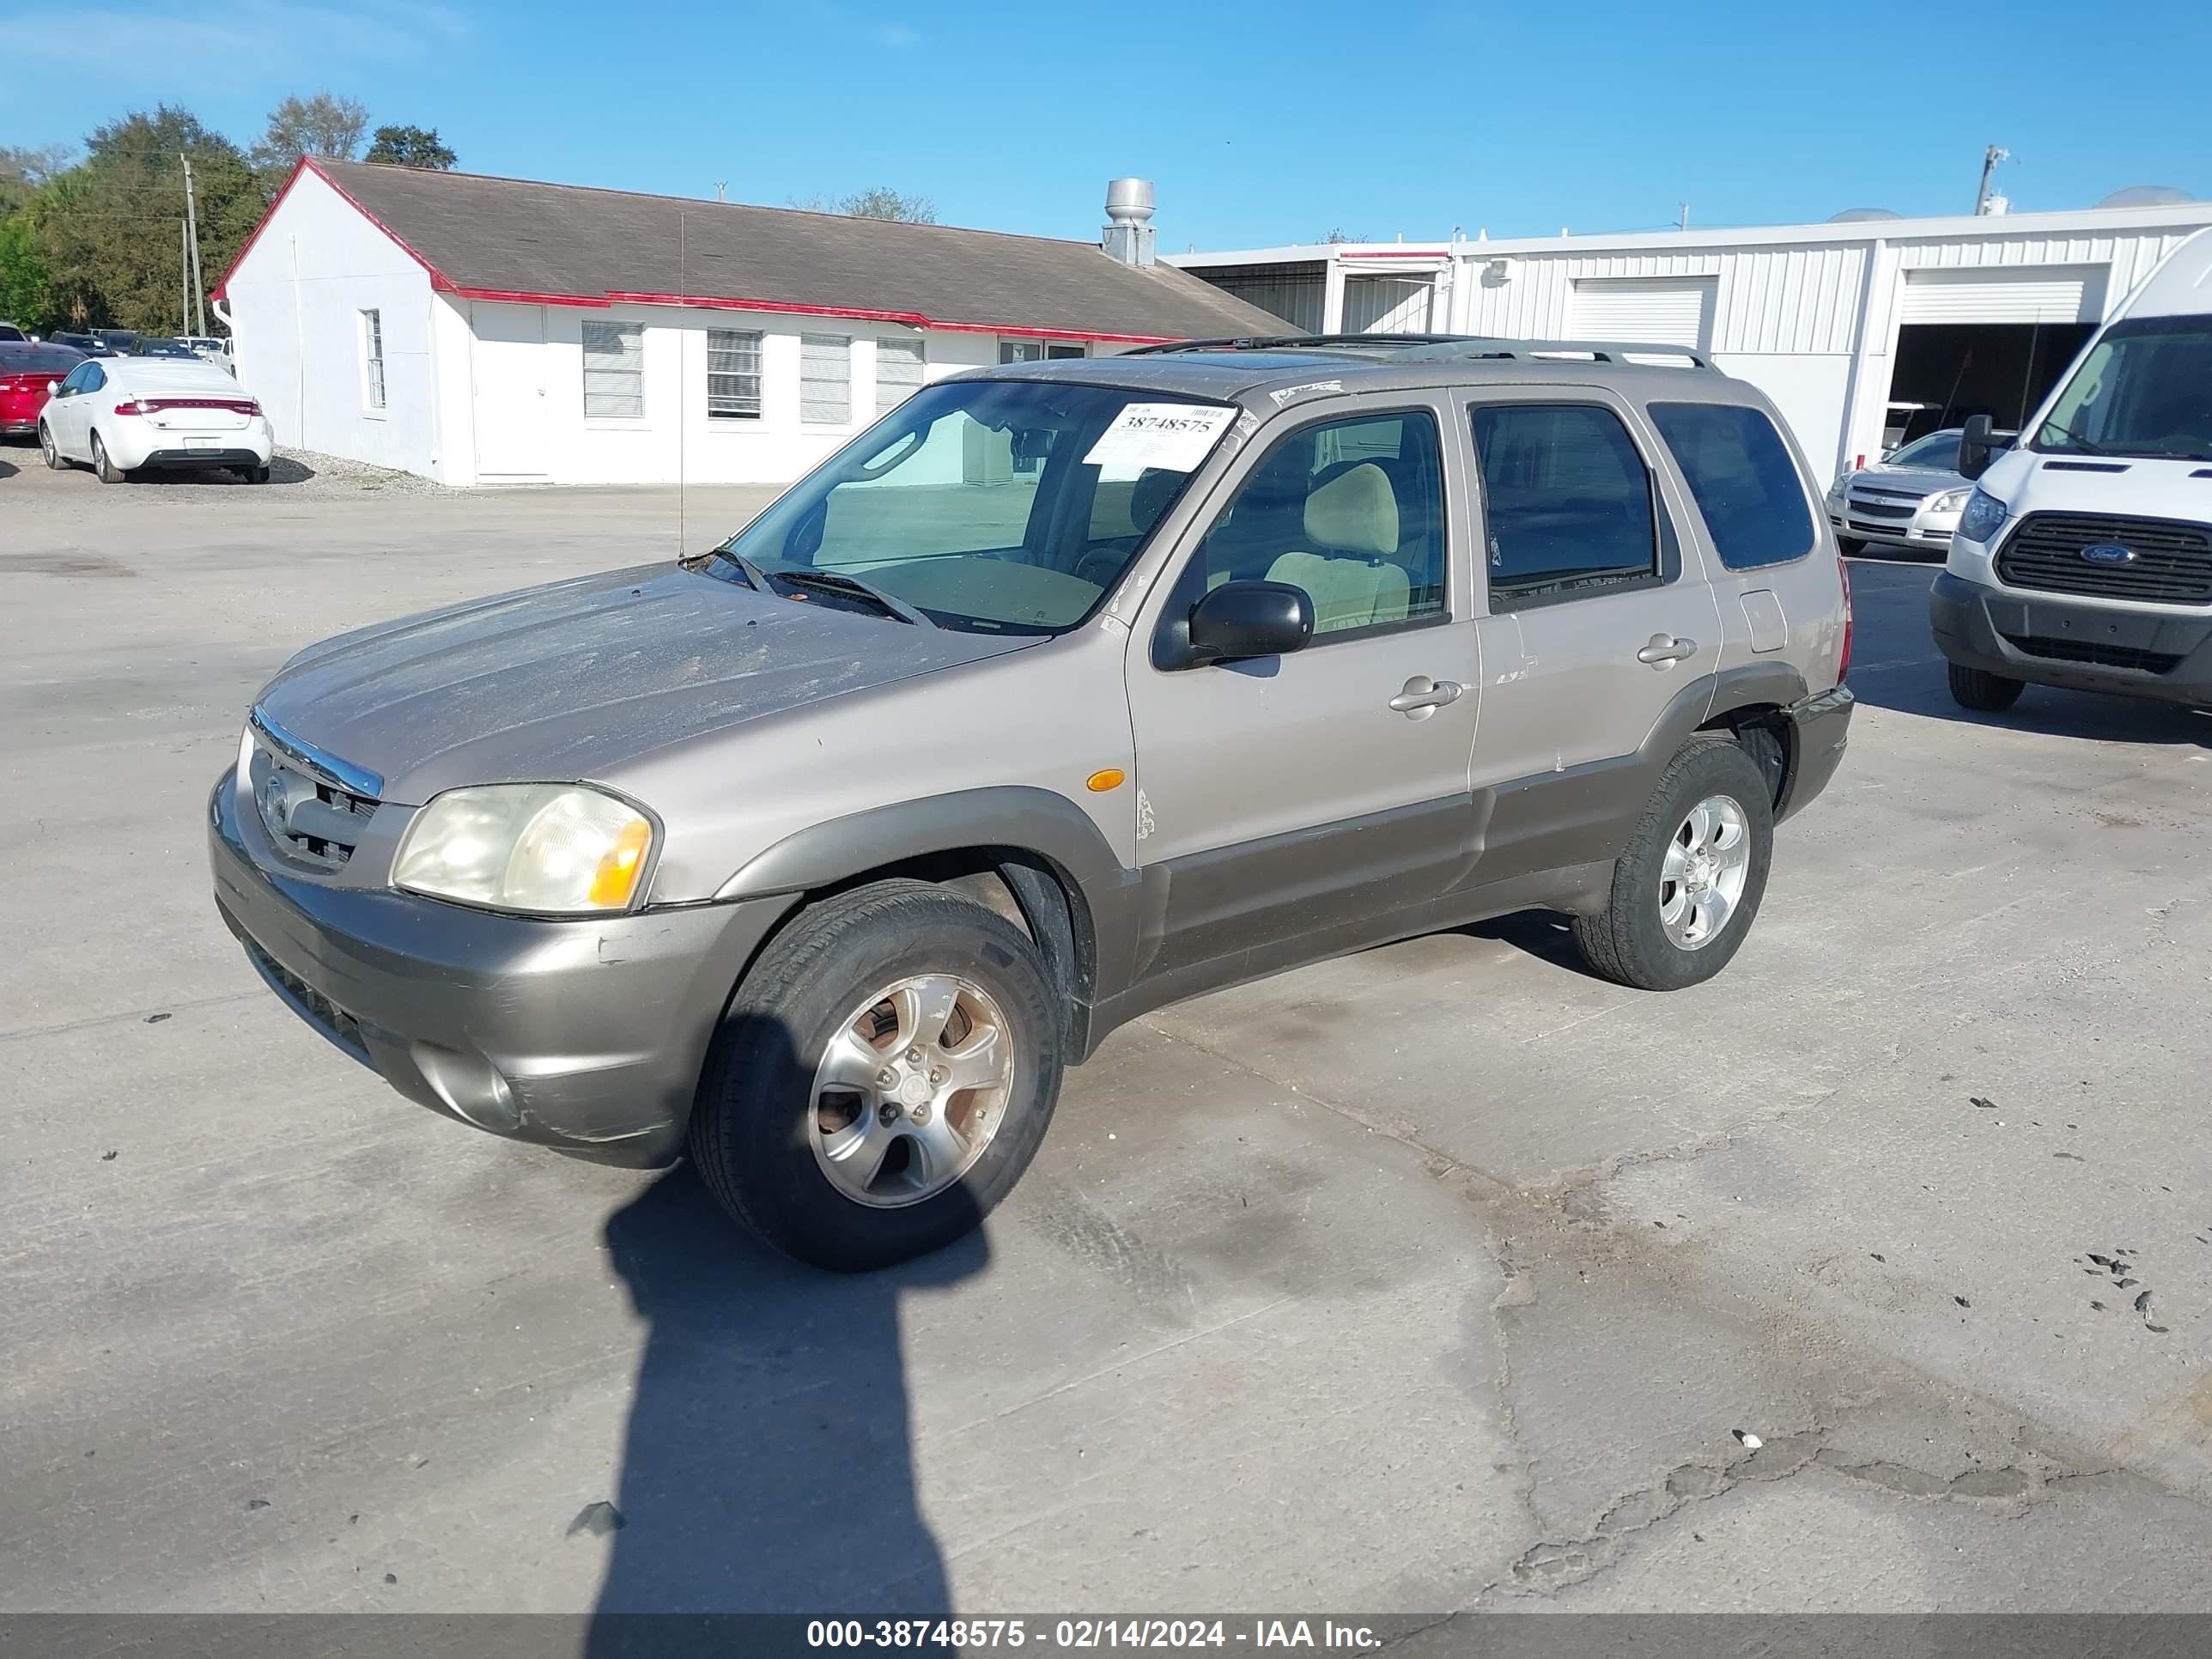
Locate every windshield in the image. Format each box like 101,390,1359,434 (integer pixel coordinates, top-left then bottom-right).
2033,314,2212,463
706,378,1237,635
1883,429,1961,470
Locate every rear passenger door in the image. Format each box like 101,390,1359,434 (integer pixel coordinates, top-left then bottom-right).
1462,390,1724,878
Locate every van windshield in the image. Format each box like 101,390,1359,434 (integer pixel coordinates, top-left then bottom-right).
703,378,1236,635
2033,314,2212,463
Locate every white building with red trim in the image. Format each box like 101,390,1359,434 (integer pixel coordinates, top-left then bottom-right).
214,161,1279,487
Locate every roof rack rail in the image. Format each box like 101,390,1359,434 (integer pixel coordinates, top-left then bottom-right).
1132,331,1716,370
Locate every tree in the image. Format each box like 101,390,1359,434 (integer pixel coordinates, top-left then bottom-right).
364,125,457,170
0,144,72,218
787,187,937,223
38,106,264,332
252,93,369,175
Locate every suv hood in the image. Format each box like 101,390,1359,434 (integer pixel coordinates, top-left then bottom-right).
255,562,1037,802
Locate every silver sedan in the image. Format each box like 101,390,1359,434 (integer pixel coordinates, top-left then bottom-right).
1826,428,1970,557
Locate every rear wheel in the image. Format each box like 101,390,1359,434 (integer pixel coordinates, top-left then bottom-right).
91,431,125,484
1947,662,2024,712
37,422,66,470
237,463,270,483
1573,738,1775,992
688,878,1063,1272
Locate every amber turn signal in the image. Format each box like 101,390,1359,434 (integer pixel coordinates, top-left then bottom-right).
1085,769,1127,793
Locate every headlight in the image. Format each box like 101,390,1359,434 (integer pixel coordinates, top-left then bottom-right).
392,784,656,915
1956,488,2009,544
1826,474,1852,501
1926,488,1971,514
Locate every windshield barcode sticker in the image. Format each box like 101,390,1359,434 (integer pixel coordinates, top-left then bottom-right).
1083,404,1239,480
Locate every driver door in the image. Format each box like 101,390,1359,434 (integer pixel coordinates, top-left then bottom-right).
48,362,94,455
1124,397,1482,982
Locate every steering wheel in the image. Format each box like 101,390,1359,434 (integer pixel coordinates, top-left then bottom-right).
1073,541,1136,587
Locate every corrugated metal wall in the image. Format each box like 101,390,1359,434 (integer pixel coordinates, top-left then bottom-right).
1186,262,1326,332
1342,275,1433,333
1453,226,2198,350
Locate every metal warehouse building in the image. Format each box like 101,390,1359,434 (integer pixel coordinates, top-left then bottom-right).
214,164,1279,487
1175,198,2212,478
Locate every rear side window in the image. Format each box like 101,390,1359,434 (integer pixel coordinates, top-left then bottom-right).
1648,403,1815,570
1469,403,1657,606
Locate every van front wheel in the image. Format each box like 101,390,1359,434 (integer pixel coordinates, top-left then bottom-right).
689,878,1063,1272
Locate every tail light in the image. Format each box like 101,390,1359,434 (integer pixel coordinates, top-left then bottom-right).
1838,555,1854,683
117,396,260,416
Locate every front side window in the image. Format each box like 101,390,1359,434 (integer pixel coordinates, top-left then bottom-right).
707,329,762,420
705,379,1233,635
2034,314,2212,463
58,362,91,394
1187,410,1447,637
1647,402,1814,571
876,337,925,414
1470,403,1657,606
800,333,851,425
360,308,386,410
581,320,643,419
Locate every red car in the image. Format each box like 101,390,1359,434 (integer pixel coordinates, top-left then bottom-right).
0,341,86,437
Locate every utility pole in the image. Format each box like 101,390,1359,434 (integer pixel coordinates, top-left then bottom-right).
714,180,727,203
1974,144,2010,216
181,218,191,332
182,155,208,337
1679,202,1690,231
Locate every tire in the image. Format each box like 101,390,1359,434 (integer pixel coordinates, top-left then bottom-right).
37,422,66,470
1835,536,1867,556
1948,662,2024,712
91,431,125,484
1572,738,1776,992
242,463,271,484
688,878,1064,1272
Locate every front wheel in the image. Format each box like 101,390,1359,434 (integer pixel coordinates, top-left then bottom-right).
1947,662,2024,712
38,422,67,470
1572,738,1775,991
689,878,1063,1272
1836,535,1867,556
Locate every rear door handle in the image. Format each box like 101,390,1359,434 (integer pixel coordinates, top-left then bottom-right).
1389,676,1464,718
1636,635,1698,666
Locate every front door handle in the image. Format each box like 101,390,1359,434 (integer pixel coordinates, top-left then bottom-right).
1389,675,1464,719
1636,635,1698,667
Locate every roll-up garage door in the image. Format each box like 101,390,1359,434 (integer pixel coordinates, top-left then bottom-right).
1899,265,2107,325
1570,276,1717,348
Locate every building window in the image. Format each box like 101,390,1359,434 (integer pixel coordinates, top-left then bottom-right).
800,333,851,424
877,337,925,414
1000,340,1086,363
582,320,644,419
359,308,386,410
707,329,763,420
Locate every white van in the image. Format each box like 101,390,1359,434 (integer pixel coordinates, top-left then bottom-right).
1932,227,2212,711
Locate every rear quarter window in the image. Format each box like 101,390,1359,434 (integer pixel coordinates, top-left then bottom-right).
1648,402,1815,571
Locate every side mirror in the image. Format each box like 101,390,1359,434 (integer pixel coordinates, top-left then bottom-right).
1957,412,1996,481
1187,579,1315,664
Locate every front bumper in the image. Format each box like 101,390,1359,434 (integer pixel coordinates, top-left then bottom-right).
1777,684,1854,823
1829,506,1960,554
1929,572,2212,706
209,772,795,1167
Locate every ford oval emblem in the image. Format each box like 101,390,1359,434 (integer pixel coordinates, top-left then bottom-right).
2080,543,2136,566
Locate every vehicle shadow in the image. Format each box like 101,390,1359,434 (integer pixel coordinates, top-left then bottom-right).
1455,909,1604,981
1844,556,2212,748
128,454,319,486
0,454,18,481
586,1018,986,1652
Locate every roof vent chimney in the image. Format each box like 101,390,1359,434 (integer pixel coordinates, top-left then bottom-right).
1103,178,1157,268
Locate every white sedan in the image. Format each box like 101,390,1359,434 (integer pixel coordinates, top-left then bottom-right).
38,355,274,483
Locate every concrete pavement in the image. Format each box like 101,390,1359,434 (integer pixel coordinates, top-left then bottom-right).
3,451,2209,1617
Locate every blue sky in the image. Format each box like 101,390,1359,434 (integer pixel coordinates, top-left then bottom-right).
5,0,2209,247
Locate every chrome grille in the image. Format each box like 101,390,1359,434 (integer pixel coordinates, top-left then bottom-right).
246,710,383,870
1995,514,2212,605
